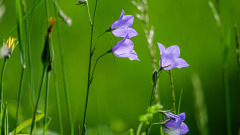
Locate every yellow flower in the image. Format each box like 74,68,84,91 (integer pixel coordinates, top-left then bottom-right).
5,36,17,51
0,37,17,59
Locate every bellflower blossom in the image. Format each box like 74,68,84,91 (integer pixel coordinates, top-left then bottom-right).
112,36,139,61
111,10,138,38
163,112,189,135
158,43,189,70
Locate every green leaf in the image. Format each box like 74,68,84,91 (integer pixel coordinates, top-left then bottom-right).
12,114,44,134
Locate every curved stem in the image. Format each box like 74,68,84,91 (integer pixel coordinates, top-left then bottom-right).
0,58,7,112
52,1,73,134
91,31,107,56
14,67,25,135
90,50,111,84
30,67,47,135
43,71,50,135
82,0,99,134
169,70,176,114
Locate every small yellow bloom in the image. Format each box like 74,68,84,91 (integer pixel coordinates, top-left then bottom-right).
5,37,17,51
0,37,17,59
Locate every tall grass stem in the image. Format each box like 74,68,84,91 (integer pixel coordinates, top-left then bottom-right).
43,72,50,135
30,67,47,135
23,4,36,111
192,74,209,135
14,68,25,135
82,0,99,134
52,61,64,135
53,0,73,134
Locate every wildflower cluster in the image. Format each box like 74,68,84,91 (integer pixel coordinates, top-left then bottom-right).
0,0,193,135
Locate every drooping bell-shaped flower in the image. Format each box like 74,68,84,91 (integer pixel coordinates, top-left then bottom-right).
112,36,139,61
163,112,189,135
158,43,189,70
111,10,138,38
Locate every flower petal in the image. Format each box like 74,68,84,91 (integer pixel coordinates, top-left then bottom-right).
178,113,186,122
165,45,180,58
175,58,189,68
157,42,166,55
112,28,138,38
164,63,177,70
160,56,173,68
179,122,189,134
111,10,134,29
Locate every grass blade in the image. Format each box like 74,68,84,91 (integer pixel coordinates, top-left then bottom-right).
192,74,209,135
12,114,44,134
177,89,183,114
53,0,72,134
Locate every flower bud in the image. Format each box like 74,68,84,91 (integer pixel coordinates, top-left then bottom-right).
152,71,158,85
77,0,87,6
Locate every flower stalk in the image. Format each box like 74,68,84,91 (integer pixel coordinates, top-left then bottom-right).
0,58,7,112
81,0,99,134
169,70,176,114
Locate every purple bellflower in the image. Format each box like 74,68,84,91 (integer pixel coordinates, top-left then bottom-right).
111,10,138,38
112,36,139,61
163,112,189,135
158,43,189,70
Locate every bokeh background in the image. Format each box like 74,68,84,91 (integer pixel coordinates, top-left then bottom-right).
0,0,240,134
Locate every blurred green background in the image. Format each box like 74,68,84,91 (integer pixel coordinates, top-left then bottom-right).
0,0,240,134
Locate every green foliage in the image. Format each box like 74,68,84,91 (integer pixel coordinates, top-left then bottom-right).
12,114,44,134
139,104,163,125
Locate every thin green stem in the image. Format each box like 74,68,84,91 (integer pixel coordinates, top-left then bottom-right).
52,1,73,134
169,70,176,114
178,89,183,114
146,85,156,135
52,61,64,135
24,9,36,111
0,58,7,112
30,67,47,135
43,71,50,135
14,67,25,135
91,31,107,56
82,0,99,134
90,50,111,84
